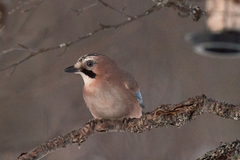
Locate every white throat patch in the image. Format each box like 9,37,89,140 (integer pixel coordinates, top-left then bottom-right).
75,72,95,86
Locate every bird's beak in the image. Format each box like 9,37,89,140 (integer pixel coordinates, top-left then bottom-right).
64,65,80,73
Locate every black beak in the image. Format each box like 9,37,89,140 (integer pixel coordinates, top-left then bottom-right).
64,66,79,73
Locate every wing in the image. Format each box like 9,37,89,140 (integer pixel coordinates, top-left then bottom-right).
135,91,145,109
123,72,145,109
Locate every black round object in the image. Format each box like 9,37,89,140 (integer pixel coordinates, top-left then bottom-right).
186,31,240,58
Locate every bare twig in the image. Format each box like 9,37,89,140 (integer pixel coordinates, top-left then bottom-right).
0,45,30,57
152,0,206,21
8,0,45,15
0,1,6,29
98,0,130,18
17,95,240,160
0,25,4,31
0,3,162,73
71,2,99,16
1,0,205,74
0,46,58,72
21,0,45,13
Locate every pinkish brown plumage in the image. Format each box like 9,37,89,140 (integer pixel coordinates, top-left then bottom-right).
65,53,144,119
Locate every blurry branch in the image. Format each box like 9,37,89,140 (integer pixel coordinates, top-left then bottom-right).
8,0,45,15
198,140,240,160
17,94,240,160
71,2,99,16
0,1,6,29
0,3,161,73
153,0,206,21
0,0,205,74
0,44,59,74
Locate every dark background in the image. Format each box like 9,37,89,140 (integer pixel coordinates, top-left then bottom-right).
0,0,240,159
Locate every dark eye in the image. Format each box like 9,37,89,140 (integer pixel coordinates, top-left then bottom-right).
86,60,94,67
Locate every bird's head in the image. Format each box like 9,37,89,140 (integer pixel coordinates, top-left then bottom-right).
65,53,117,85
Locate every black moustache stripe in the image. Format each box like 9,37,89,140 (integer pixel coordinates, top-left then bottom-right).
81,68,96,78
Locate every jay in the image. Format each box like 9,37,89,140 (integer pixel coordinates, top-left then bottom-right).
65,53,144,119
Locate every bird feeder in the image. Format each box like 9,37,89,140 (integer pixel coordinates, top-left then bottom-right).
187,0,240,58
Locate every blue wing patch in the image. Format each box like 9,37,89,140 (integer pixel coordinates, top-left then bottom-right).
135,91,145,109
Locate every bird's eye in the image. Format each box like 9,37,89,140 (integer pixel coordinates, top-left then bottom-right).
86,60,94,67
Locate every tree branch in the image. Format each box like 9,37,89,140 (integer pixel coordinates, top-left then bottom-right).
8,0,45,15
0,3,162,73
153,0,206,21
197,140,240,160
17,94,240,160
1,0,205,74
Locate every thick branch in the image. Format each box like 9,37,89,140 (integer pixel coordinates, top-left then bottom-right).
197,140,240,160
17,94,240,160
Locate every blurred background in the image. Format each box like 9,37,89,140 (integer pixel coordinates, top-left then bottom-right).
0,0,240,159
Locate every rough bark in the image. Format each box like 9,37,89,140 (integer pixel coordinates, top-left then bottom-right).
17,94,240,160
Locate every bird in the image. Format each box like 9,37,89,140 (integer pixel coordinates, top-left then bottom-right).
64,53,144,119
